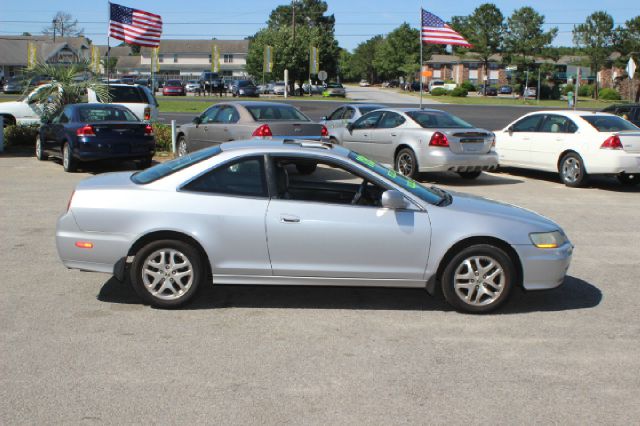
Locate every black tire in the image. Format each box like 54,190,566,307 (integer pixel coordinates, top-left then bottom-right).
129,239,205,308
35,135,48,161
458,170,482,179
137,156,153,170
441,244,515,314
395,148,418,179
559,152,588,187
617,172,640,186
177,136,188,157
296,163,317,175
62,142,77,172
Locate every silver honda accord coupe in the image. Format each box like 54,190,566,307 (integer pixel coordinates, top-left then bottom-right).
56,140,573,313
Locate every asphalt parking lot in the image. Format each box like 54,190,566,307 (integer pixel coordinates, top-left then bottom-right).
1,153,639,423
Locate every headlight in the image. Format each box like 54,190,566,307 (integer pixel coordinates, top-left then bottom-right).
529,231,567,249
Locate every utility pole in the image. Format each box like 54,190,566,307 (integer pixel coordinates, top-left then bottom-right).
52,19,57,42
291,1,296,96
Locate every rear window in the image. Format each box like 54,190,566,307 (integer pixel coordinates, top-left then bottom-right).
102,86,146,103
407,111,473,129
78,106,139,122
581,115,639,132
245,105,310,121
131,146,222,184
238,81,254,87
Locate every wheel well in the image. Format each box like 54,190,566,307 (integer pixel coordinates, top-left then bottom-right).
557,150,579,172
127,231,212,277
1,114,16,126
177,132,185,140
435,236,523,291
394,144,413,160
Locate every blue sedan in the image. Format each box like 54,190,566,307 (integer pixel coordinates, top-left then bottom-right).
36,103,156,172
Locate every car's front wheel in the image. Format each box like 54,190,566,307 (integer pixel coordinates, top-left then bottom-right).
617,172,640,186
441,244,515,313
62,142,77,172
35,135,48,161
130,239,205,308
395,148,418,179
177,136,188,157
559,152,587,187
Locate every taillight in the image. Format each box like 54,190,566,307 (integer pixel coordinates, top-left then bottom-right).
144,124,154,136
429,131,449,147
601,135,622,150
66,190,75,212
252,124,273,137
144,107,151,121
76,125,96,137
321,125,329,137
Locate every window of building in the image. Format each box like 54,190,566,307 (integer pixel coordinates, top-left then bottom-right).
173,54,178,63
208,54,212,63
467,63,479,70
158,54,164,63
224,54,233,63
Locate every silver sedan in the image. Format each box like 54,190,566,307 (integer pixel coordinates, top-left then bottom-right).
320,103,385,139
56,140,573,313
332,108,499,179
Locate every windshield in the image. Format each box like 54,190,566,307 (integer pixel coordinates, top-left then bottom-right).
348,152,446,205
327,83,343,88
166,80,182,86
131,146,222,184
246,105,310,121
581,115,639,132
407,111,474,129
359,106,384,114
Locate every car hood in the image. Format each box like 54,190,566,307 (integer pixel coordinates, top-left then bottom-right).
445,190,560,231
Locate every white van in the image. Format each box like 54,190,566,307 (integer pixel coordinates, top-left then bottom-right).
87,84,159,122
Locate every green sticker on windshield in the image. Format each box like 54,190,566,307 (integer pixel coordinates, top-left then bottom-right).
355,154,375,168
406,179,417,188
387,170,397,179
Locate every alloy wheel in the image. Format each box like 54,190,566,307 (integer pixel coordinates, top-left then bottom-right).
397,153,414,176
453,255,505,306
561,157,581,184
141,248,194,300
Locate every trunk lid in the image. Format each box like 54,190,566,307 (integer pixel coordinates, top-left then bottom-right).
444,129,494,154
265,121,323,139
615,131,640,153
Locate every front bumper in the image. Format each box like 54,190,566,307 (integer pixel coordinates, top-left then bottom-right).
513,242,573,290
418,148,499,172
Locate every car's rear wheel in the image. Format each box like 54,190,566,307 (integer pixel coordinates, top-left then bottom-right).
559,152,587,187
62,142,77,172
177,136,188,157
441,244,515,314
395,148,418,179
458,171,482,179
130,239,204,308
35,135,48,161
617,172,640,186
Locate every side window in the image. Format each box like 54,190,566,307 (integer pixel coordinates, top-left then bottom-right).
59,112,70,124
182,156,266,197
540,115,576,133
327,107,344,121
342,108,355,120
352,111,384,130
201,106,221,124
512,115,543,132
378,112,406,129
215,106,239,124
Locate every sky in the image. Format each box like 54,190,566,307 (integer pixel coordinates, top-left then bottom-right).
1,0,637,50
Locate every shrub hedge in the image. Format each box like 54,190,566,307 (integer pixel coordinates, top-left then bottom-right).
3,124,39,148
450,87,468,97
599,88,621,101
430,87,448,96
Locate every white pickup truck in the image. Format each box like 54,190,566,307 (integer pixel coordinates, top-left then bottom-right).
0,83,159,126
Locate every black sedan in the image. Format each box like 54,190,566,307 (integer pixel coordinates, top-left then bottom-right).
36,104,156,172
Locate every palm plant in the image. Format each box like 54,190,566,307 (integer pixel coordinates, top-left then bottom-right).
22,61,111,121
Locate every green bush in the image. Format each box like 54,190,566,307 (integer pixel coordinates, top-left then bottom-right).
598,88,621,101
578,84,593,97
540,84,561,100
430,87,447,96
450,87,468,97
3,124,40,148
152,123,173,152
460,81,476,92
562,83,574,95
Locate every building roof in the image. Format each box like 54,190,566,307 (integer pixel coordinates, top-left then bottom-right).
0,36,90,66
141,39,249,55
94,45,133,57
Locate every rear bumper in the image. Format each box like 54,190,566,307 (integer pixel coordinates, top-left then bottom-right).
513,242,573,290
587,151,640,174
75,139,155,162
417,148,499,172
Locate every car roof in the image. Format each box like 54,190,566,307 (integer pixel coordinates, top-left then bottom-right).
218,139,350,157
522,110,618,118
228,101,300,108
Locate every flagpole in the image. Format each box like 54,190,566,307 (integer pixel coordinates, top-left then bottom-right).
107,2,111,90
419,7,423,110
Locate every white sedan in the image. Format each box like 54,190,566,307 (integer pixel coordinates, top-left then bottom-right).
495,110,640,187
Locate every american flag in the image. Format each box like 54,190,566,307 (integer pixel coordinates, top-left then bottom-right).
109,2,162,48
421,9,471,48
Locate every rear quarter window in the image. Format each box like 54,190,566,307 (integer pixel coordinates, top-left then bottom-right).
102,86,146,103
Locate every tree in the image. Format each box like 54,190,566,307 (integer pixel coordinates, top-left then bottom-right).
373,24,420,81
23,62,109,121
503,7,558,69
245,0,339,94
101,57,118,75
22,32,32,36
614,16,640,101
573,11,615,98
451,4,504,92
42,11,84,38
337,48,356,82
349,35,384,82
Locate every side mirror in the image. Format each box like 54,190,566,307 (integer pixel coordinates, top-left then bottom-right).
346,122,354,133
321,116,327,121
507,126,513,136
192,116,202,126
381,190,408,209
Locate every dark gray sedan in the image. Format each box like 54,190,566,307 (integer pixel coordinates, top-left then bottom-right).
176,102,329,163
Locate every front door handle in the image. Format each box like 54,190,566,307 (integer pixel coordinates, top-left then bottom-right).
280,214,300,223
391,133,397,137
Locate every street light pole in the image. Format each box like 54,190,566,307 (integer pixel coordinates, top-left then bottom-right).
52,19,57,42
